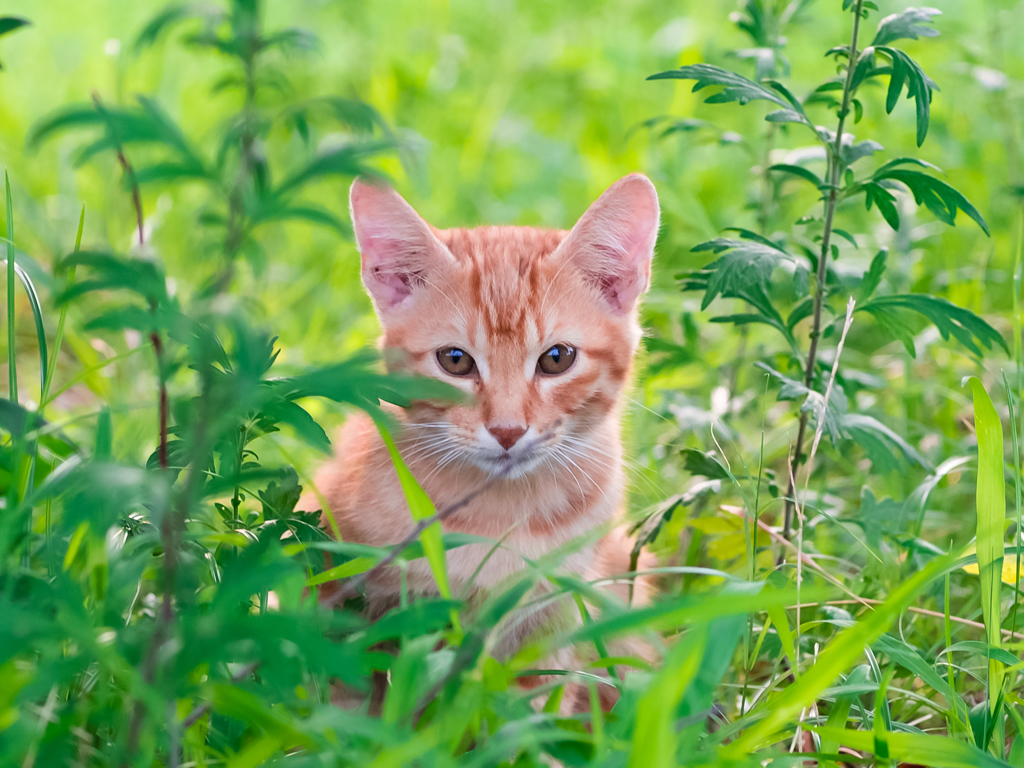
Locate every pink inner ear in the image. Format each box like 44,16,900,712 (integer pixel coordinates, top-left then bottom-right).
560,174,660,314
350,180,445,310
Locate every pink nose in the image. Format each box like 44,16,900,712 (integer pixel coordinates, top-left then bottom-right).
488,425,527,451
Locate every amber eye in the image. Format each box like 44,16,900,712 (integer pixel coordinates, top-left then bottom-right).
537,344,577,375
437,347,476,376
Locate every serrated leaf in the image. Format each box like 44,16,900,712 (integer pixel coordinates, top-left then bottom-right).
876,46,938,147
872,167,988,234
858,294,1007,357
690,236,791,315
872,7,941,47
756,362,848,445
863,182,901,230
647,64,811,127
58,251,169,305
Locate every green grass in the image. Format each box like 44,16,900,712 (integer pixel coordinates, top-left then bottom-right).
1,0,1024,765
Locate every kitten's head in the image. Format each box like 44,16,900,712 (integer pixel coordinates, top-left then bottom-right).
351,174,659,479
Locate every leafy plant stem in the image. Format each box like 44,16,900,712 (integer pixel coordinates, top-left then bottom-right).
782,0,864,540
215,6,260,294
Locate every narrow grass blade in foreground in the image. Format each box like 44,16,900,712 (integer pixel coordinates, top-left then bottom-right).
967,377,1006,714
813,726,1012,768
725,553,954,755
377,419,462,635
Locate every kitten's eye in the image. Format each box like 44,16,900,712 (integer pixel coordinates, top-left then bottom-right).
437,347,476,376
537,344,577,375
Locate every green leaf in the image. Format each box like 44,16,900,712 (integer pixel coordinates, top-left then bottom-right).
873,167,989,235
250,203,352,238
860,248,887,300
273,140,393,198
857,294,1007,357
768,163,824,188
831,228,859,249
863,181,901,230
58,251,169,306
873,633,971,725
875,46,938,147
967,377,1006,714
872,7,941,47
840,138,884,166
689,236,791,314
756,362,847,446
376,421,453,602
2,256,47,401
627,624,707,768
681,448,731,480
269,352,462,415
133,4,201,52
843,413,930,470
261,399,331,454
0,17,30,38
726,553,954,753
812,726,1010,768
647,64,811,127
787,295,815,331
944,641,1020,668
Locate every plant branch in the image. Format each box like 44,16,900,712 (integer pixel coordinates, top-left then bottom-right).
782,0,864,540
106,97,175,763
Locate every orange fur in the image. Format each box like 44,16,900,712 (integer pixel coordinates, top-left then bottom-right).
304,174,660,656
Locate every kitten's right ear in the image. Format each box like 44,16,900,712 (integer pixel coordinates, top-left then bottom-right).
350,179,450,311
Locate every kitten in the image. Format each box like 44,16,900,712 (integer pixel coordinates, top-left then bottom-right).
308,173,659,658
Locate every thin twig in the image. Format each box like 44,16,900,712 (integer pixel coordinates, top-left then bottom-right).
783,0,865,540
322,424,560,606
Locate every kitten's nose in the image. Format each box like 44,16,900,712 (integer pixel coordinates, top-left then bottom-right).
488,425,527,451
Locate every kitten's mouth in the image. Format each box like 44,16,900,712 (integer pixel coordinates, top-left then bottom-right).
473,449,540,479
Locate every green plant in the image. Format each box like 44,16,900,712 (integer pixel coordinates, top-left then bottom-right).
649,2,1004,538
2,0,1024,766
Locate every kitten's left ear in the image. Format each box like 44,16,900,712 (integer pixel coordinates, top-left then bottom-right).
555,173,660,314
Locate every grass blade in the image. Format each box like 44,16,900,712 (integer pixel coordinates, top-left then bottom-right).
628,623,708,768
41,205,83,407
9,260,46,401
376,419,461,635
812,726,1012,768
725,553,953,754
6,171,15,402
967,376,1006,714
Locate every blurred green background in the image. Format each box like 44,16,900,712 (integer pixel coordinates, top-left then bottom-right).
0,0,1022,549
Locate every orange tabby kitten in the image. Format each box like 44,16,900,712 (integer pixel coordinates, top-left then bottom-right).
308,173,659,657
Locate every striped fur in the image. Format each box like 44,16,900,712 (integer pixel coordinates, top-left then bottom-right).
307,174,660,656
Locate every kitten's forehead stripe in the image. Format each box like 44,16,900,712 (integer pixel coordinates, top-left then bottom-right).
439,226,568,340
